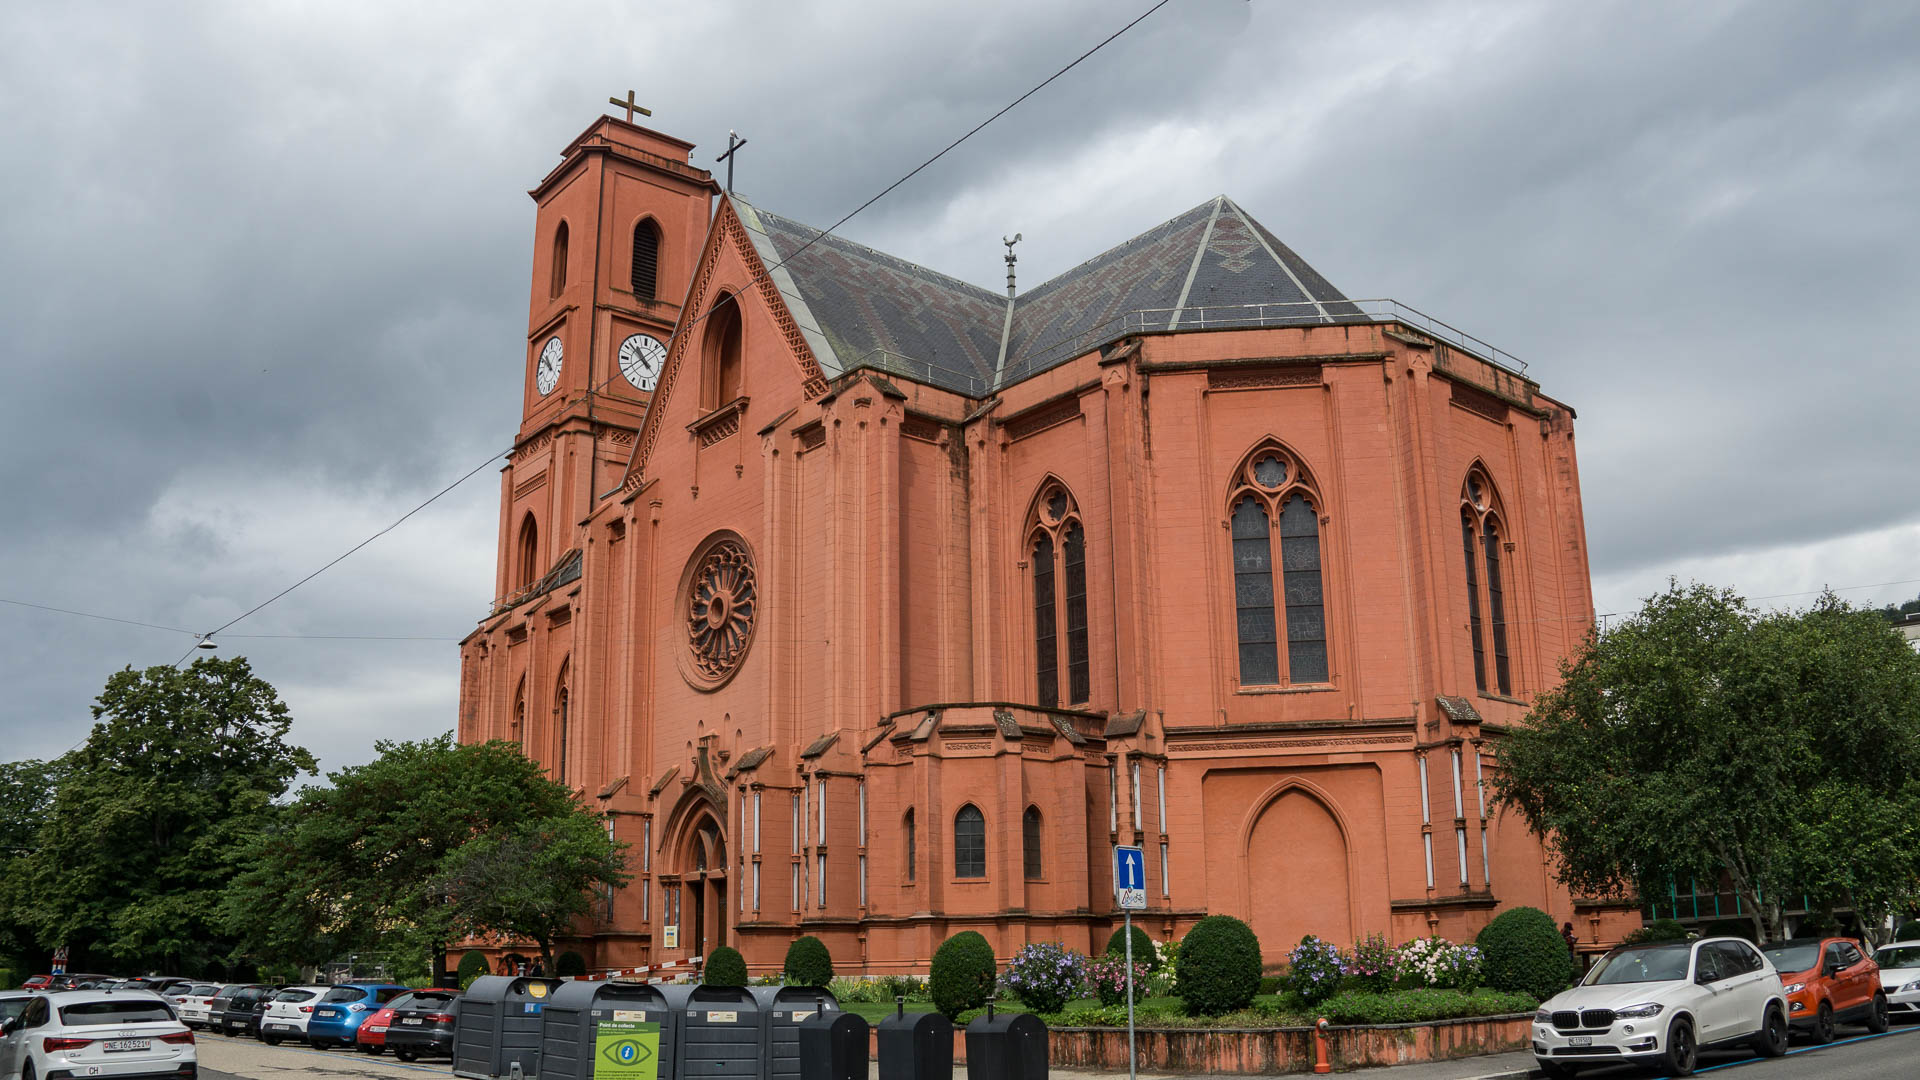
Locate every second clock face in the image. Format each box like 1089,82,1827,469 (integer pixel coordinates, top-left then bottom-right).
536,336,564,395
618,333,667,391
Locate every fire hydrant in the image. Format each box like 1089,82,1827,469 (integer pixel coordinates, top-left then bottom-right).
1314,1016,1332,1074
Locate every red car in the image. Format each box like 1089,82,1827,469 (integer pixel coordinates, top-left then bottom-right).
19,976,51,991
355,989,456,1055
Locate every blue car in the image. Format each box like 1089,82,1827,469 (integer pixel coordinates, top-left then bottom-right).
304,984,411,1049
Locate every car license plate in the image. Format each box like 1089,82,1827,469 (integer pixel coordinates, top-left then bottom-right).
402,1018,423,1025
1569,1036,1592,1047
270,1023,292,1031
104,1040,151,1052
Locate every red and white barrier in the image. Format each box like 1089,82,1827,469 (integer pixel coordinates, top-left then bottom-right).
573,955,705,983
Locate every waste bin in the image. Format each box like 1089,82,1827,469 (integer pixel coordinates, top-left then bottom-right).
749,986,841,1080
454,975,564,1080
661,983,762,1078
540,981,676,1080
797,1007,868,1080
875,1002,951,1080
963,1007,1046,1080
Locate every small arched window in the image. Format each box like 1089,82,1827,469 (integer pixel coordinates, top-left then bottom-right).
1027,482,1091,706
1022,806,1044,880
701,293,743,410
904,808,916,883
517,513,540,589
954,804,986,879
550,222,569,298
631,219,660,300
1461,470,1514,695
1227,443,1329,686
554,660,570,784
511,677,526,746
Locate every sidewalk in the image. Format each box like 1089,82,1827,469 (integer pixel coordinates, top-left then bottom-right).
1007,1050,1537,1080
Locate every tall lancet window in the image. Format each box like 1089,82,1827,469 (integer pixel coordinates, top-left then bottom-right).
550,221,569,298
1227,442,1331,686
1461,469,1516,696
553,660,571,785
1026,482,1091,706
631,219,660,300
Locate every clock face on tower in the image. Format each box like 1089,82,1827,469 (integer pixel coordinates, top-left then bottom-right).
536,336,564,395
617,333,667,391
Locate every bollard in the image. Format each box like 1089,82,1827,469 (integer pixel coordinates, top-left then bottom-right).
877,996,952,1080
1314,1016,1331,1074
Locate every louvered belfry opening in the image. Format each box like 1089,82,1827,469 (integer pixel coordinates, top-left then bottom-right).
631,219,660,300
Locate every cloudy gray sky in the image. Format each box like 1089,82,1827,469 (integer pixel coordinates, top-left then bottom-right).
3,0,1916,773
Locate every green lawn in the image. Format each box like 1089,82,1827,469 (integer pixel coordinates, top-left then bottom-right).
838,998,941,1024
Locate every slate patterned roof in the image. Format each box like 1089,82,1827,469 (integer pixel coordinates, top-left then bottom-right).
729,194,1354,397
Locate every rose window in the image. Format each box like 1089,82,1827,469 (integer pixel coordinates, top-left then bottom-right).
686,539,757,682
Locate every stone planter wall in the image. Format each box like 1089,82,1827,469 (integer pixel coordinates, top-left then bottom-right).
1045,1014,1533,1073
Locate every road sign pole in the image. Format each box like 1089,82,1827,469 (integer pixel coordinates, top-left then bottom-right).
1124,908,1137,1080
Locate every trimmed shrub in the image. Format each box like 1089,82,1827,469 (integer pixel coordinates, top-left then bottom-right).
1282,936,1346,1004
1320,987,1537,1025
456,950,492,990
1104,925,1159,971
705,947,748,988
1177,915,1262,1016
784,935,834,987
1475,907,1574,1000
1002,942,1088,1014
930,931,997,1019
555,951,587,978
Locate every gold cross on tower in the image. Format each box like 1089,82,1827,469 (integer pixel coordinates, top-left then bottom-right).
608,91,652,124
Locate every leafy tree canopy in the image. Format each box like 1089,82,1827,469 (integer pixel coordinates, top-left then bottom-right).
437,811,628,975
1493,583,1920,941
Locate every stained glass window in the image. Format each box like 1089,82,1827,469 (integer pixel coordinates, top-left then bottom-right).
1463,513,1487,693
1232,497,1279,685
1033,534,1058,706
1279,496,1327,683
1484,518,1511,694
1023,806,1044,879
1064,523,1090,704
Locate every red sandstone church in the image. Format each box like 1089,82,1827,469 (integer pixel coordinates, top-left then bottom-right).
455,113,1637,974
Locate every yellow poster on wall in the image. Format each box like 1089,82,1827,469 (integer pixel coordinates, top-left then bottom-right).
593,1020,660,1080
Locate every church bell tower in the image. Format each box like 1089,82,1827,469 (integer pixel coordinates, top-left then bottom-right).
494,107,720,603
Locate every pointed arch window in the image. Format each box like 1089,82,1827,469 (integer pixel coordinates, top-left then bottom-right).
517,513,540,589
904,808,916,883
1027,482,1091,706
953,804,986,878
631,219,660,300
550,221,569,298
554,660,571,785
511,677,526,746
1227,444,1329,686
1022,806,1044,879
701,293,743,410
1461,470,1514,696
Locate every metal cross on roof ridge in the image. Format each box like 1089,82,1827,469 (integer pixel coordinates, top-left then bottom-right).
717,130,748,194
609,91,652,124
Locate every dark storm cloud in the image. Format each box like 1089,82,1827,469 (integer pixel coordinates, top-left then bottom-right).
3,0,1915,768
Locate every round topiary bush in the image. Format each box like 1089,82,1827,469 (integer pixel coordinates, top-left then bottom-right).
1176,915,1262,1016
456,950,492,990
1105,925,1159,971
555,951,587,978
705,946,748,988
929,931,997,1019
784,935,834,987
1475,906,1574,1000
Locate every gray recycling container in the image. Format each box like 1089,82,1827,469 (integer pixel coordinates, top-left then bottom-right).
749,986,841,1080
539,981,676,1080
661,983,762,1078
797,1008,868,1080
875,1005,951,1080
454,975,564,1080
962,1008,1046,1080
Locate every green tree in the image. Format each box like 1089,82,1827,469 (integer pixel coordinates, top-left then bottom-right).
224,734,614,979
8,657,314,973
437,812,628,976
0,758,66,966
1493,584,1920,941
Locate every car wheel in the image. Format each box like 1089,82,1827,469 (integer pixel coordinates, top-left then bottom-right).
1661,1016,1697,1076
359,1044,381,1055
396,1050,418,1062
1753,1002,1788,1057
263,1036,281,1047
1813,999,1836,1044
1868,992,1891,1034
24,1059,38,1080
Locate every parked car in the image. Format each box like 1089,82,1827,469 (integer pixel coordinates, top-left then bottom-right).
19,977,51,992
0,990,196,1080
1532,937,1789,1077
1761,937,1887,1042
52,975,112,991
125,978,193,998
1875,940,1920,1021
381,988,460,1062
354,990,454,1056
169,985,226,1030
304,984,409,1050
0,993,31,1027
210,985,278,1039
257,986,327,1046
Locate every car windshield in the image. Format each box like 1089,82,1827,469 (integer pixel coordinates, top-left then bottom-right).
1586,945,1692,985
60,1001,176,1026
1763,942,1822,973
189,985,219,996
321,988,365,1003
1876,946,1920,968
275,990,316,1003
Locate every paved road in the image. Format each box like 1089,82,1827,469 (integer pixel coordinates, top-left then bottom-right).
1542,1022,1920,1079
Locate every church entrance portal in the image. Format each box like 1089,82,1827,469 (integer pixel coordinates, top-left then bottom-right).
681,814,728,958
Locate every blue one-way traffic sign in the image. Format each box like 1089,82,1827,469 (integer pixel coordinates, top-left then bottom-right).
1114,845,1146,910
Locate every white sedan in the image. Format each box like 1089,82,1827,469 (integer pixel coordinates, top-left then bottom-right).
257,986,328,1046
0,990,196,1080
167,986,224,1031
1873,941,1920,1019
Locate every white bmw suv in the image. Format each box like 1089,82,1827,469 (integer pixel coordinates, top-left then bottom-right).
0,990,196,1080
1532,937,1789,1077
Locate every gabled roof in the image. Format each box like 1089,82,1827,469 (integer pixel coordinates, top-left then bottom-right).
728,194,1355,397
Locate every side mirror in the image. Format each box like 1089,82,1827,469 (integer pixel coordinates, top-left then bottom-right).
1,1017,18,1035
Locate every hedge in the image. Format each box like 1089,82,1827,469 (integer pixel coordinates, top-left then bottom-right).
1104,925,1158,971
784,935,834,987
456,951,492,990
1176,915,1262,1017
1319,988,1538,1025
1475,907,1573,1000
929,931,997,1019
705,947,748,988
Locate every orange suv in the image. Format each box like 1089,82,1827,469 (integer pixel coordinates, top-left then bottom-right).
1760,937,1889,1043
